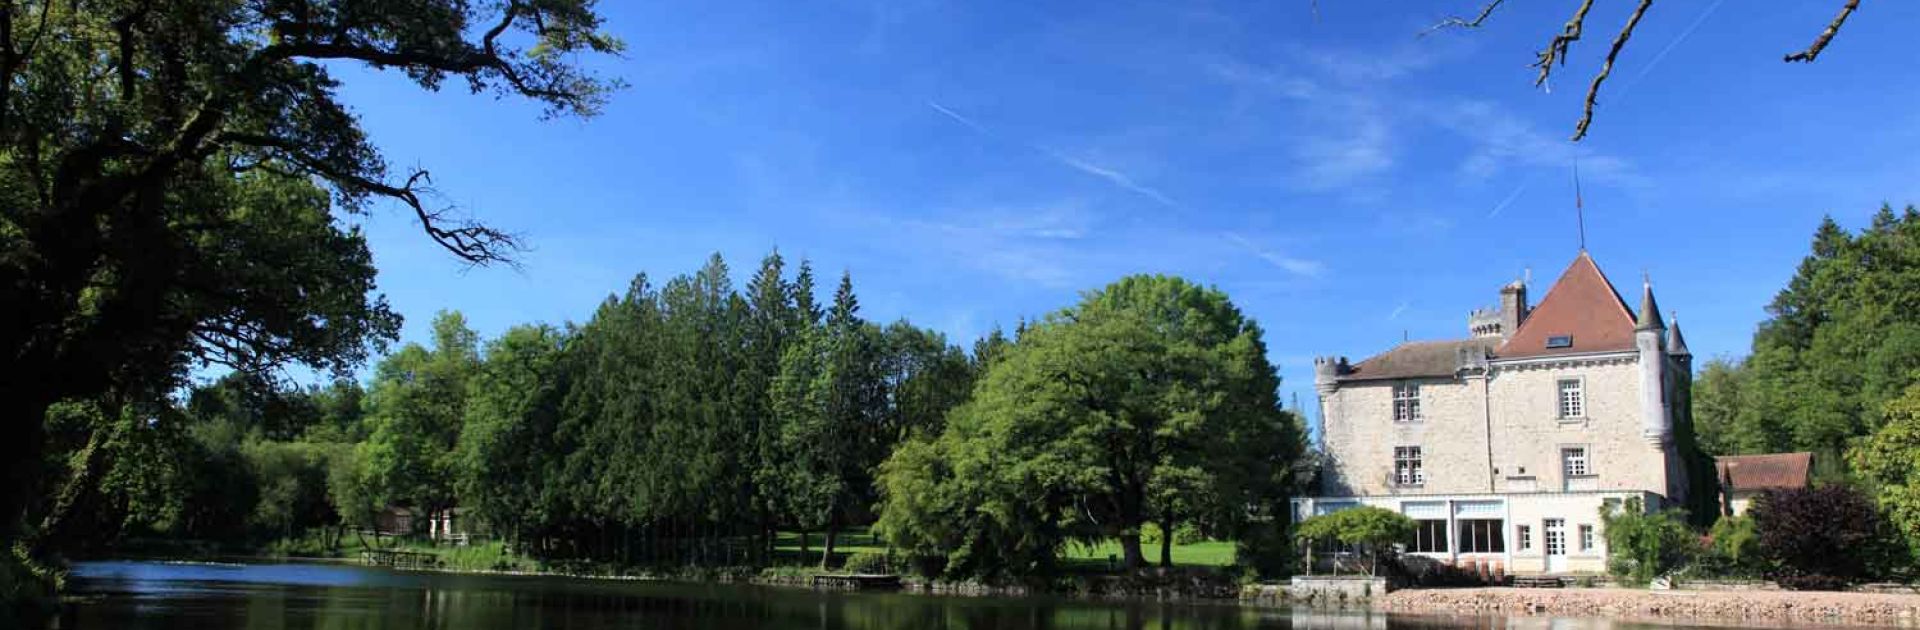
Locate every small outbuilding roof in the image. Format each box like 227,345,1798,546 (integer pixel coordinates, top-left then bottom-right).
1715,452,1814,491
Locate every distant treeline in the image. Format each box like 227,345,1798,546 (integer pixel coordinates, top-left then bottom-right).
55,251,1310,580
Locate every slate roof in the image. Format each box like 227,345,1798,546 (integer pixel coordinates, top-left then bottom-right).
1667,318,1691,356
1338,337,1500,381
1715,452,1814,491
1496,252,1640,359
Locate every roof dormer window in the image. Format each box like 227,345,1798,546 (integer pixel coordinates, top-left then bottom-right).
1545,335,1573,349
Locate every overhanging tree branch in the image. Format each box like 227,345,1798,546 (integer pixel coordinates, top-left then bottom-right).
1422,0,1504,37
1573,0,1655,141
220,132,523,265
1534,0,1596,89
1784,0,1859,62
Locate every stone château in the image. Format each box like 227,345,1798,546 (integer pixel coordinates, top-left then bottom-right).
1294,251,1706,575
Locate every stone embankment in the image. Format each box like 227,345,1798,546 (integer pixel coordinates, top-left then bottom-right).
1381,587,1920,627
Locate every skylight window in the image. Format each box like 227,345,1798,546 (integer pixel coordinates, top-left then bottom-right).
1546,335,1574,349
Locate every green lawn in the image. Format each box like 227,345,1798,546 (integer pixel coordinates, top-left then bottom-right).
1062,539,1238,569
770,527,1238,571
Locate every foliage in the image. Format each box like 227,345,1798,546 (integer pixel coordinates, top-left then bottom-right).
1294,507,1415,577
1849,384,1920,564
1749,485,1885,589
1689,514,1763,578
841,551,894,575
875,275,1304,579
0,0,621,611
359,312,481,517
1142,522,1203,546
1694,207,1920,460
1599,498,1698,586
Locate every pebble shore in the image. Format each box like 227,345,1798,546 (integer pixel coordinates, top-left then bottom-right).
1380,587,1920,627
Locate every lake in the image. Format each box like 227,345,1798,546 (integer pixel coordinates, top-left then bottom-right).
59,561,1725,629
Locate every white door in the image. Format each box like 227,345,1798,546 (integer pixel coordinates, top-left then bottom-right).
1544,519,1568,573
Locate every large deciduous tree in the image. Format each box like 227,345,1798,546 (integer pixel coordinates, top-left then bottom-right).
358,312,481,524
0,0,621,572
1848,385,1920,564
877,274,1302,577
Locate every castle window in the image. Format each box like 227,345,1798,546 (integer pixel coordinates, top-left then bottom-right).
1579,524,1597,552
1457,519,1506,553
1409,519,1449,553
1517,524,1533,551
1393,446,1424,486
1562,447,1590,477
1557,378,1585,418
1546,335,1574,348
1393,382,1422,422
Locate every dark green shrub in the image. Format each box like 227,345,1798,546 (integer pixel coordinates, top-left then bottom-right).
1749,485,1884,590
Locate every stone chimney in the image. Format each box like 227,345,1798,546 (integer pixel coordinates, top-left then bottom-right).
1500,279,1529,338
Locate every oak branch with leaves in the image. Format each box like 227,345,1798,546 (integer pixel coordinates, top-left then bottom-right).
0,0,623,565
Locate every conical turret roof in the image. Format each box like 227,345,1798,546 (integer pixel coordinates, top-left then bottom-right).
1636,279,1665,331
1667,315,1691,356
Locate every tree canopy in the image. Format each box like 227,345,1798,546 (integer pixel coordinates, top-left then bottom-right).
875,274,1306,579
1693,206,1920,459
0,0,624,587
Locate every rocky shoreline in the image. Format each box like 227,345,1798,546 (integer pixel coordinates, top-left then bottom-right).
1379,587,1920,627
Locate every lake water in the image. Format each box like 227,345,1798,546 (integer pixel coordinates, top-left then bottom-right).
59,561,1725,629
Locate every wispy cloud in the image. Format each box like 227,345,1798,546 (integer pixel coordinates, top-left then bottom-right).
926,100,1182,210
926,100,990,136
1224,232,1325,278
1203,57,1397,193
1487,177,1533,218
1431,100,1642,188
1042,148,1182,209
1386,301,1411,321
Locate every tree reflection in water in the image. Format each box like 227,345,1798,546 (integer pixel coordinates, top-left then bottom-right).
59,561,1677,630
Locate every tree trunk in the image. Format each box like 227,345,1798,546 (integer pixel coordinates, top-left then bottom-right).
1158,514,1174,569
822,520,839,571
1119,531,1145,570
0,398,52,551
799,530,810,566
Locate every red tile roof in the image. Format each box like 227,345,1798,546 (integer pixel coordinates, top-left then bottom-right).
1715,452,1814,491
1495,252,1638,359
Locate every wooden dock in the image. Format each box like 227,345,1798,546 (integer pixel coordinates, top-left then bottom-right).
810,574,903,590
361,549,442,570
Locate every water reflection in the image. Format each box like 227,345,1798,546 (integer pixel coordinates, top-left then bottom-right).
59,562,1693,630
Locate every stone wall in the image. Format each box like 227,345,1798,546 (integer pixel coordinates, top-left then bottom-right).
1484,356,1668,497
1319,377,1491,496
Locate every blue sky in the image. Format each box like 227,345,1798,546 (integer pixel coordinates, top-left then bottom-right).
323,0,1920,416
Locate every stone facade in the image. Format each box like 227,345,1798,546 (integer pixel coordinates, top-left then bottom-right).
1297,253,1695,576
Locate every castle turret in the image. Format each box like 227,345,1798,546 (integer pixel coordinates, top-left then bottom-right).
1312,356,1347,397
1635,278,1671,445
1468,279,1529,338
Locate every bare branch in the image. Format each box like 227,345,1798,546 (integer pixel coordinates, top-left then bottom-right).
1422,0,1504,37
1572,0,1654,141
1784,0,1859,62
1534,0,1596,88
219,132,523,265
